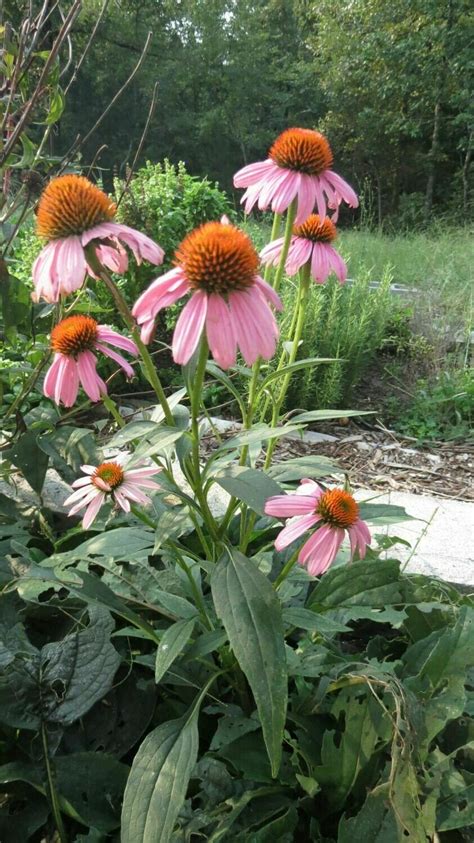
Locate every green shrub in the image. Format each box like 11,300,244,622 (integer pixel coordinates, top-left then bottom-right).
114,159,232,294
283,269,394,409
390,367,474,441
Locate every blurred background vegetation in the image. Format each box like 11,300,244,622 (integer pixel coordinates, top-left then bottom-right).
1,0,473,442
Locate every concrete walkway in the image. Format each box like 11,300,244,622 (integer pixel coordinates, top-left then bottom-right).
355,489,473,587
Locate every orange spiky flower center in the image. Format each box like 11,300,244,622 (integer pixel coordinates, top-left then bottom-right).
293,214,337,243
92,462,124,490
269,128,333,175
317,489,359,528
50,315,98,357
36,174,116,240
175,221,259,294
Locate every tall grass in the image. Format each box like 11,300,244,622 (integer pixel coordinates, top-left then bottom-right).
283,270,393,409
243,218,473,411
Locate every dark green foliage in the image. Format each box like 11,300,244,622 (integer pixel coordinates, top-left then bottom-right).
1,498,472,840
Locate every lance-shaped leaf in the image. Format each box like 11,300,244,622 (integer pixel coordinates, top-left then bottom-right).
155,618,196,684
211,549,287,776
121,679,214,843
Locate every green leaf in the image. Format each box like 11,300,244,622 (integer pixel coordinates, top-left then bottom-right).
53,526,155,562
402,606,473,748
259,357,338,391
437,769,474,830
213,466,283,514
338,784,400,843
290,409,372,423
206,361,247,417
210,708,261,751
282,606,349,635
121,690,206,843
0,784,49,843
212,423,303,456
211,549,287,776
0,606,120,729
38,426,97,484
155,617,196,683
7,431,49,495
308,558,402,611
267,454,342,481
358,501,413,525
0,753,128,833
313,688,392,806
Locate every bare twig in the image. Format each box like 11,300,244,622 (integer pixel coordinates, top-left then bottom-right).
64,0,111,94
61,29,154,167
116,80,159,207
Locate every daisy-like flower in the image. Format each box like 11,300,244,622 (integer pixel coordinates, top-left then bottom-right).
234,128,358,225
265,479,371,577
64,456,161,529
44,314,138,407
32,174,164,302
260,215,347,284
132,219,282,368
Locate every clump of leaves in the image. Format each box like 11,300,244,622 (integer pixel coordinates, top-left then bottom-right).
0,483,472,841
392,368,473,441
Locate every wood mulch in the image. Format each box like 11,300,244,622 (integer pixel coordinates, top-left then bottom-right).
272,420,474,501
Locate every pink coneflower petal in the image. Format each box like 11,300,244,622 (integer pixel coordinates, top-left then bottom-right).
206,294,237,369
173,290,208,365
299,524,345,575
83,492,106,529
285,238,313,275
234,158,275,188
71,475,93,489
274,512,321,551
76,350,105,402
119,483,151,505
324,171,359,208
82,222,164,266
93,240,129,275
96,327,138,355
253,276,283,311
260,237,285,266
265,494,319,517
114,489,131,512
132,268,189,344
95,343,135,379
229,289,278,364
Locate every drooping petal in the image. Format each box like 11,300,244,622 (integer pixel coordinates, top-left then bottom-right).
285,238,313,275
274,512,320,551
260,237,285,267
76,350,104,402
96,327,138,355
95,342,135,379
132,268,189,343
324,171,359,208
32,242,61,302
82,491,106,528
326,245,348,284
206,294,237,369
56,236,89,295
120,483,152,505
172,290,208,365
229,288,278,364
114,488,131,513
265,494,319,517
43,355,62,401
311,242,331,283
294,174,316,225
299,524,344,575
59,357,80,407
253,276,283,311
82,222,165,266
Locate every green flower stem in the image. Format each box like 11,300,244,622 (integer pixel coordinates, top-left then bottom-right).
263,261,311,470
41,722,68,843
130,503,156,529
188,337,221,544
272,197,297,294
263,211,282,282
85,245,175,427
172,548,214,631
102,393,126,428
273,546,301,590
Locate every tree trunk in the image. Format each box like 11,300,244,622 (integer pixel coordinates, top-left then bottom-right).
424,100,442,224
